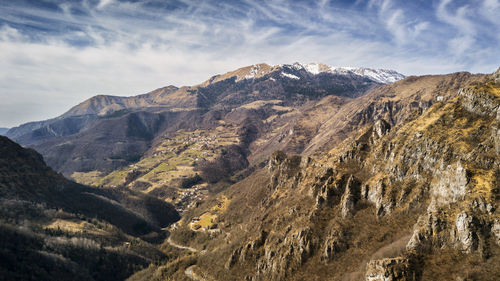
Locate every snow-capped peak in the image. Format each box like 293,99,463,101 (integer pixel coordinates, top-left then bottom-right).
298,62,405,84
214,62,404,84
329,66,405,84
291,62,305,71
304,63,320,75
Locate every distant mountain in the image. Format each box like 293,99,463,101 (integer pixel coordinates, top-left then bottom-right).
0,128,8,135
58,63,404,118
7,62,401,177
302,63,405,83
60,85,181,117
6,62,403,137
0,135,179,280
201,62,404,85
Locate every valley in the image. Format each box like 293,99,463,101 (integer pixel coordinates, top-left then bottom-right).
2,63,499,281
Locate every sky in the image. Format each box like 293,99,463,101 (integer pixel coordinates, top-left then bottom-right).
0,0,499,128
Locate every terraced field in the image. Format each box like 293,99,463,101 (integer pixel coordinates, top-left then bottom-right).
72,124,241,211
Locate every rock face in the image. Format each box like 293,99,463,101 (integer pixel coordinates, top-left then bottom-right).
365,257,417,281
493,67,500,84
428,162,469,210
372,119,391,139
340,175,361,218
254,228,314,281
321,228,348,262
454,212,480,253
215,71,498,278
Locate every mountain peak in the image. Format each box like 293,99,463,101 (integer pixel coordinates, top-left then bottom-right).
204,62,405,86
204,62,404,86
296,62,405,84
200,63,277,85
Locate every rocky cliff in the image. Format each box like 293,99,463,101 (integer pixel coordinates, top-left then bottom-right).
139,69,499,281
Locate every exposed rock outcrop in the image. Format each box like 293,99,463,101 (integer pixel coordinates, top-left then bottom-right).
365,257,417,281
492,67,500,84
254,228,315,281
321,228,348,262
340,175,361,217
428,162,469,211
372,119,391,140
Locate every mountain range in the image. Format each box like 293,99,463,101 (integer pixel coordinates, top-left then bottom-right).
5,62,402,178
1,63,499,281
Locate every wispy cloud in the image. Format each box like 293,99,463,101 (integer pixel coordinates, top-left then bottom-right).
0,0,498,127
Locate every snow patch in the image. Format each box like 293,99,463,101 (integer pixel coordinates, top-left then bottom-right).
291,62,304,70
330,67,405,84
244,64,260,80
304,63,320,75
281,72,300,80
282,62,405,84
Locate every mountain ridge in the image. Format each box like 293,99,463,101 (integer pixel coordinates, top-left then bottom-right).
203,62,404,86
6,62,394,177
6,63,403,128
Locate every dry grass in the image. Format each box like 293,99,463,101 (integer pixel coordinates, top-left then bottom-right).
71,171,104,186
190,196,229,230
471,168,497,200
238,99,282,109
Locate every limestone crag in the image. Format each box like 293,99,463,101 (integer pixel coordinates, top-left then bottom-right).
221,74,499,280
254,228,314,281
365,257,417,281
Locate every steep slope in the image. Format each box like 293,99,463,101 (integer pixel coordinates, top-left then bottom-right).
32,109,209,176
0,136,180,280
247,72,483,161
135,68,499,281
303,72,483,154
60,85,183,117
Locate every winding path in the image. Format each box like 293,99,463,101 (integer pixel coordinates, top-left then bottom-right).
166,237,215,280
166,237,198,252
